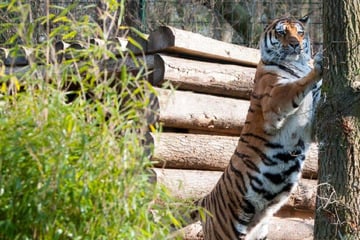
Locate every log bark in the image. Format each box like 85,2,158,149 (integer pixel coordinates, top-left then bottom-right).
155,87,249,135
151,54,255,99
147,26,260,67
172,218,314,240
151,132,319,179
151,168,317,211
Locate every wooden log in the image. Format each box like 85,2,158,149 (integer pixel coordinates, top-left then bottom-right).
152,132,233,170
147,26,260,67
151,54,255,99
173,218,314,240
155,87,249,135
151,132,319,179
275,206,314,219
151,168,317,212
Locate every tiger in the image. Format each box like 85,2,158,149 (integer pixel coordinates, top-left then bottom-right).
193,16,323,240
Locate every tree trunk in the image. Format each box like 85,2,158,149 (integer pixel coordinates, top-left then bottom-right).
314,0,360,238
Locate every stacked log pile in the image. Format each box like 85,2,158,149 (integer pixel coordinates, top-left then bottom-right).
142,26,319,240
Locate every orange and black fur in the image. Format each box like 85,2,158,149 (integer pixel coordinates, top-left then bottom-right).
195,16,323,240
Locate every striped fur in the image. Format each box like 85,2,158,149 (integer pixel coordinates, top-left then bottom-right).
196,16,323,240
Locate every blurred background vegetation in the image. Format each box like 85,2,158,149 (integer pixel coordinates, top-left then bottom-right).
0,0,323,49
141,0,323,50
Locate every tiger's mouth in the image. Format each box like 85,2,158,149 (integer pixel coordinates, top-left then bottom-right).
286,46,302,54
280,47,302,60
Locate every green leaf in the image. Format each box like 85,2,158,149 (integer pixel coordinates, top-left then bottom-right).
127,36,143,51
62,31,77,40
53,16,71,23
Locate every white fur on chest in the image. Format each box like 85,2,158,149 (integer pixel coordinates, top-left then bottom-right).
276,89,314,149
264,61,312,84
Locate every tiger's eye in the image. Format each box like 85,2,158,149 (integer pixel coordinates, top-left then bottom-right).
276,29,286,36
275,23,286,36
295,24,305,36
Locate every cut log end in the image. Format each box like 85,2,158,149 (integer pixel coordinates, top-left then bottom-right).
148,26,175,52
152,54,165,85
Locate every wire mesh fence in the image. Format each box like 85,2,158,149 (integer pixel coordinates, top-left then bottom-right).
142,0,323,51
1,0,323,51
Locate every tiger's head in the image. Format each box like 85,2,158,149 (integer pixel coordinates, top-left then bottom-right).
260,16,311,63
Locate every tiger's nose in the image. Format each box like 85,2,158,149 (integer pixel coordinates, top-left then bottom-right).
289,38,300,49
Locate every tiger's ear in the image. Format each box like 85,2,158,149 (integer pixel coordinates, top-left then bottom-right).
299,15,309,24
299,9,314,25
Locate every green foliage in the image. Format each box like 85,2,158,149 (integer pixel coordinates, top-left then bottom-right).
0,0,189,239
0,85,182,239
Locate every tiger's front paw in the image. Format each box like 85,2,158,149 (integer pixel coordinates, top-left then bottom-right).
313,51,323,77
